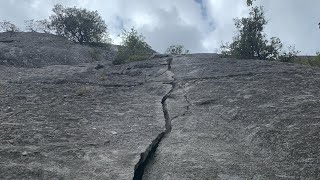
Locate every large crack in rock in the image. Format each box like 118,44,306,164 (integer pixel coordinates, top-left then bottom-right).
142,54,320,179
4,50,320,179
0,53,175,179
132,57,175,180
132,132,165,180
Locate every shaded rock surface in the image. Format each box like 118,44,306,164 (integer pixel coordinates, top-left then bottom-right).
143,54,320,179
0,32,116,68
0,53,173,179
0,33,320,180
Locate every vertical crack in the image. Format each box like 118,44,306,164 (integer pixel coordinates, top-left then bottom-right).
132,57,174,180
183,94,191,115
132,132,165,180
161,81,175,133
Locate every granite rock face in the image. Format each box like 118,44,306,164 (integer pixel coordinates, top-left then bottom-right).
144,54,320,179
0,32,116,68
0,33,320,180
0,52,173,179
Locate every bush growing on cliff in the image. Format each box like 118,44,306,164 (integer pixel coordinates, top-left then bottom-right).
295,52,320,67
49,4,109,45
220,6,299,61
246,0,256,6
165,44,189,55
0,20,19,32
113,28,153,64
25,19,52,33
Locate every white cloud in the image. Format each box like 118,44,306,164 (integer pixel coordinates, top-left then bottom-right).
257,0,320,55
0,0,319,54
202,0,249,52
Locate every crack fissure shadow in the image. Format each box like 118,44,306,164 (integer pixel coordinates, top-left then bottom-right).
133,57,174,180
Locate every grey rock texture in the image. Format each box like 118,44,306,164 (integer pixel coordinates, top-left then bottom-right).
0,52,173,179
144,54,320,179
0,32,116,68
0,33,320,179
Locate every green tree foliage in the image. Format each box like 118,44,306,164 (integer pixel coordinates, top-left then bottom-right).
221,6,299,61
114,28,153,64
246,0,256,6
49,4,108,44
0,20,19,32
165,44,190,55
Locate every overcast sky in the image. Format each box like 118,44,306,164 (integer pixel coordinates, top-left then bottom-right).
0,0,319,55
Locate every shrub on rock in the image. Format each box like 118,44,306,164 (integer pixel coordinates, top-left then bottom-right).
0,20,19,32
24,19,52,34
114,28,153,64
220,6,299,61
165,44,189,55
49,4,109,45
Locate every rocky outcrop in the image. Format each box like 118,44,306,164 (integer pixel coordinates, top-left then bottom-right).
0,53,174,179
143,54,320,179
0,33,319,179
0,32,116,68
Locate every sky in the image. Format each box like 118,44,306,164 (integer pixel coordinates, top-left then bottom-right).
0,0,319,55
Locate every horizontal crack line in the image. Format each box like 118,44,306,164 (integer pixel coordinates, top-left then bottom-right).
177,72,256,82
8,79,145,88
8,79,173,88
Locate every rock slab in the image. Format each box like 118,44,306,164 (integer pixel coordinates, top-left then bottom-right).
144,54,320,180
0,56,173,179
